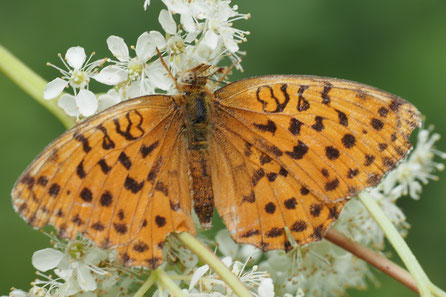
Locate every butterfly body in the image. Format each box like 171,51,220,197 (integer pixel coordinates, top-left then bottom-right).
12,74,421,268
182,84,215,227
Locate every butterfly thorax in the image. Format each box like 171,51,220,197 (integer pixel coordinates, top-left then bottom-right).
181,84,215,228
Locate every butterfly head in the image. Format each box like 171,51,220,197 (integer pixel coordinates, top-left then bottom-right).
178,64,225,90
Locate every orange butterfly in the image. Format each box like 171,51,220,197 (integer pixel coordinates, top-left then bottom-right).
12,66,420,268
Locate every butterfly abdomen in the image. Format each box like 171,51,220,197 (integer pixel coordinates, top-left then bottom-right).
183,90,215,227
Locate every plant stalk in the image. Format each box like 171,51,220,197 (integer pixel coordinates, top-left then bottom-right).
175,232,253,297
358,192,437,297
155,268,188,297
325,228,418,293
0,45,74,128
133,272,156,297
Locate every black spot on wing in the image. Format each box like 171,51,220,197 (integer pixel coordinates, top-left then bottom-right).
341,134,356,149
97,125,115,150
118,152,132,170
253,120,277,134
124,176,144,194
79,187,93,202
325,146,340,160
74,133,91,153
141,141,159,158
285,140,308,159
336,109,348,126
288,118,303,135
321,83,332,104
76,160,86,179
98,159,112,174
311,116,324,132
297,85,310,111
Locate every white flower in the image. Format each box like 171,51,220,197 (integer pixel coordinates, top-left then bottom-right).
98,89,121,112
44,47,104,100
31,237,114,295
5,289,28,297
57,89,98,118
381,127,446,199
99,33,172,98
258,278,275,297
216,229,262,263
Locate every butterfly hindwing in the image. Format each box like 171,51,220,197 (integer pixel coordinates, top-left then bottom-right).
210,125,346,250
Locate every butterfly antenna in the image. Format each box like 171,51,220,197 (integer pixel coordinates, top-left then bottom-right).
156,47,181,92
210,58,241,90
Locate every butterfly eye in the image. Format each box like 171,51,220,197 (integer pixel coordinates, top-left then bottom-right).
180,72,196,84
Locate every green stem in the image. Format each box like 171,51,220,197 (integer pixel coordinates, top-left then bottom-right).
133,272,156,297
175,232,253,297
358,192,436,297
0,45,74,129
155,267,187,297
430,283,446,297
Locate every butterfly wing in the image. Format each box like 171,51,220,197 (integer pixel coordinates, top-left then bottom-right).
210,75,420,249
12,95,194,268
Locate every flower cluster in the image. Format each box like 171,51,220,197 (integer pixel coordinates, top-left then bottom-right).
43,0,249,120
10,233,137,297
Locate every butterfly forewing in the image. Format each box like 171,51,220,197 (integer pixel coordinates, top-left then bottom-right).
12,95,194,267
211,75,420,249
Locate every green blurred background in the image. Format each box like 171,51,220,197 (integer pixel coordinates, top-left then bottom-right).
1,0,445,296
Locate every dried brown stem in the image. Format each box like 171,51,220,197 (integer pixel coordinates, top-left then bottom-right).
324,228,418,294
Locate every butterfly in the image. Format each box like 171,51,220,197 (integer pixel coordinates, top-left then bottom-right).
12,66,421,268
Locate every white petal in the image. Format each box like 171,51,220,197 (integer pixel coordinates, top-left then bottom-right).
147,60,172,91
136,32,156,61
58,94,78,117
161,0,189,14
76,89,98,117
239,244,262,263
58,278,81,296
223,36,239,53
32,248,65,271
215,229,238,258
221,256,232,267
43,78,68,99
127,80,144,98
57,254,71,271
98,91,121,112
184,31,200,43
93,65,128,85
65,46,86,70
143,0,151,10
55,267,73,280
181,14,196,33
106,36,129,62
203,30,219,50
76,262,97,291
84,247,108,265
258,278,275,297
147,30,167,50
189,265,209,291
8,289,28,297
159,9,177,35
